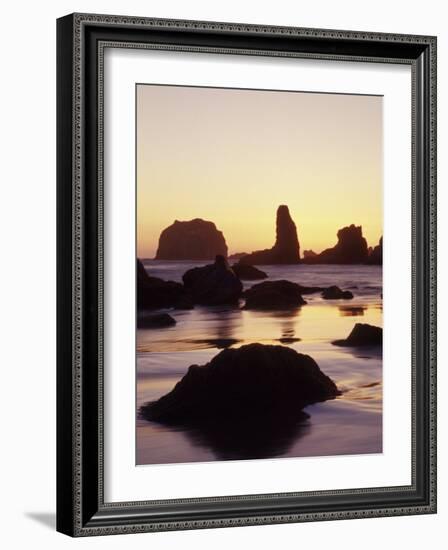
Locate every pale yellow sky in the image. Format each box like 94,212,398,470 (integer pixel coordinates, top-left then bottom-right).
137,84,382,258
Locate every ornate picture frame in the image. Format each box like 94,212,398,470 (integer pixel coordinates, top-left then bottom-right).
57,13,437,537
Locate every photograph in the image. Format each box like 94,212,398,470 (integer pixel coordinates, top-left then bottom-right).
136,84,384,465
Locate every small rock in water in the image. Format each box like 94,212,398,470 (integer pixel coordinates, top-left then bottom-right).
333,323,382,347
322,285,354,300
244,280,307,310
231,263,268,280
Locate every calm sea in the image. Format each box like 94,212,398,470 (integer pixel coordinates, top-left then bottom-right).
137,260,382,465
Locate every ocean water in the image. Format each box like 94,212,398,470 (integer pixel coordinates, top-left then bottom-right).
137,260,382,465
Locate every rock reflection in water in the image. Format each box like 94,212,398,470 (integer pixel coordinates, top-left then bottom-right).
154,412,311,461
338,306,366,317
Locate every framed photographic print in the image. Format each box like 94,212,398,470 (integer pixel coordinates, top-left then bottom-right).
56,13,437,536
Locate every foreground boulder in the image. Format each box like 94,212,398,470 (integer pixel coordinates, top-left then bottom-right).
322,286,354,300
239,205,301,265
141,343,340,424
137,259,186,309
244,280,307,310
182,255,243,305
137,313,176,329
333,323,382,347
231,263,268,280
155,218,228,260
304,225,369,264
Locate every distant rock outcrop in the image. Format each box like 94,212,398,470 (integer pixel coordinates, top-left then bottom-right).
228,252,248,260
304,225,369,264
368,237,383,265
182,255,243,305
155,218,227,260
303,250,317,260
141,343,340,424
137,259,185,309
231,263,268,280
333,323,382,347
238,205,300,265
321,286,354,300
243,280,307,310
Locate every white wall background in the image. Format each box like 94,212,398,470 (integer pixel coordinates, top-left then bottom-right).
0,1,445,548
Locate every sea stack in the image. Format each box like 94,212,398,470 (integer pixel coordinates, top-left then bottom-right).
239,205,301,265
368,236,383,265
305,224,369,264
155,218,228,260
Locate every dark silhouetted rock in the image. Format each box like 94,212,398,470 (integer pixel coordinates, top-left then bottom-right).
368,237,383,265
322,286,354,300
239,205,300,265
333,323,382,347
141,343,340,424
305,225,369,264
303,249,317,259
137,313,176,329
173,295,195,310
296,284,325,294
155,218,228,260
231,263,268,280
137,259,186,309
243,280,307,310
228,252,248,260
182,255,243,305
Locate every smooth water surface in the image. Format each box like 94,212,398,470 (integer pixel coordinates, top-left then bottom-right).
137,261,382,465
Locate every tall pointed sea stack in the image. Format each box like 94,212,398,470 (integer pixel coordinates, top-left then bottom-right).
239,205,301,265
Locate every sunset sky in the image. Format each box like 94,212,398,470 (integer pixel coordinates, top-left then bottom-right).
137,84,382,258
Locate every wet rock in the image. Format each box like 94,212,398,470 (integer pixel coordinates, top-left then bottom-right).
231,263,268,280
137,259,186,309
155,218,228,260
239,205,301,265
141,343,340,424
322,286,354,300
182,255,243,305
228,252,248,260
333,323,382,347
243,280,307,310
137,313,176,329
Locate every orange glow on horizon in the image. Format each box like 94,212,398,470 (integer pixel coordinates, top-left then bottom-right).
137,85,382,258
